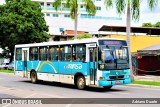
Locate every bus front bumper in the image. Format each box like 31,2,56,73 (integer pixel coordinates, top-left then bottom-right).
98,78,131,87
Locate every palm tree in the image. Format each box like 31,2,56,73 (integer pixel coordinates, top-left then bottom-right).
53,0,96,39
104,0,158,79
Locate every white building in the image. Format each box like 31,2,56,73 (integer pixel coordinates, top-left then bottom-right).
0,0,124,40
32,0,123,36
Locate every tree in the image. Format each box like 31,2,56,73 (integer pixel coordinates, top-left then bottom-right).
53,0,96,39
104,0,158,79
77,33,92,39
142,22,153,27
154,22,160,27
0,0,50,62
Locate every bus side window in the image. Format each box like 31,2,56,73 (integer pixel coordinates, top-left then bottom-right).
39,47,48,61
16,48,22,60
48,46,59,61
72,44,86,62
29,47,38,60
60,45,71,61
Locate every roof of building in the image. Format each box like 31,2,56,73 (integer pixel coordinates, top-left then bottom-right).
98,25,160,35
138,43,160,52
137,43,160,56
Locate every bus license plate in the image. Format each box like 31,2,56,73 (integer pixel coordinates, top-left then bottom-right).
116,81,120,85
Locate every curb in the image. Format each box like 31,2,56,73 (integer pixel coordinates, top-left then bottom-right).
125,84,160,88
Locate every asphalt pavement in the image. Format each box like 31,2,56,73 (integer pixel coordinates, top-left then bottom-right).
0,72,160,107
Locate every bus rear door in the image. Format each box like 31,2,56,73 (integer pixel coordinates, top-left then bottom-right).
22,48,29,78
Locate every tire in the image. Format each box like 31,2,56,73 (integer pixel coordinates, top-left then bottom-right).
76,76,86,90
103,86,112,90
31,71,38,84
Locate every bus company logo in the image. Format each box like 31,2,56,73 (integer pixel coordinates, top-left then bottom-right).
2,99,11,104
65,64,82,69
2,99,42,104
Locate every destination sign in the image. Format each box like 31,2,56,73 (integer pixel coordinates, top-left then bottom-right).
99,40,127,46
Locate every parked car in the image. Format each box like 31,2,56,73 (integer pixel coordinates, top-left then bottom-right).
7,61,14,70
0,63,9,69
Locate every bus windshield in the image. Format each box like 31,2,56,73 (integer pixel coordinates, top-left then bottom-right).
98,45,129,70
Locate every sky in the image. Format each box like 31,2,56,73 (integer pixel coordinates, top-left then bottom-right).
122,0,160,26
0,0,159,27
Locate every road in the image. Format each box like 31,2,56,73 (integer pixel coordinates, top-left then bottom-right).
0,72,160,107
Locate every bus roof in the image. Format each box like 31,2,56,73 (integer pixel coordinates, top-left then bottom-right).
15,38,126,48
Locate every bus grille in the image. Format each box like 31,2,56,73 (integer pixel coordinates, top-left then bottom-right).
109,75,124,80
110,70,125,75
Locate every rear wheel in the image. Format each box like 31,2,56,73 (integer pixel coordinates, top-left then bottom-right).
103,86,112,90
76,76,86,90
31,71,38,84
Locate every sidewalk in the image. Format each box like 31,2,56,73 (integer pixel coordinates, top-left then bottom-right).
134,75,160,81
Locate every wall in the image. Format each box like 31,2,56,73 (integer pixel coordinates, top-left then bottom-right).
138,56,160,74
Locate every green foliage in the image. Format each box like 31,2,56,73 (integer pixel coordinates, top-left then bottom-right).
142,22,153,27
0,0,50,61
77,33,92,39
142,22,160,27
131,0,140,21
154,22,160,27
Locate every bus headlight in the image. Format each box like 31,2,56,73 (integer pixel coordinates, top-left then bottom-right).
125,75,129,78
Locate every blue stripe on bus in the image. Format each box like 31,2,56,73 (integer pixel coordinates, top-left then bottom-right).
15,61,97,76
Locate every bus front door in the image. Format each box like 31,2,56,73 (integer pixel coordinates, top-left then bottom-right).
22,48,29,78
89,48,97,85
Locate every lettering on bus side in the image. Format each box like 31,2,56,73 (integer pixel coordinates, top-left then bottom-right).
64,64,82,69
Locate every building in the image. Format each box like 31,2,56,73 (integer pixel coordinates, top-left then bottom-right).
136,44,160,75
32,0,122,40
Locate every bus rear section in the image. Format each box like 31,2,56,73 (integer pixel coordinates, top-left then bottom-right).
14,38,131,90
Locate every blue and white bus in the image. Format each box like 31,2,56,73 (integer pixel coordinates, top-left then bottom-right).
14,38,131,89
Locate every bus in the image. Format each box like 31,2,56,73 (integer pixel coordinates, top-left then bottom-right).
14,38,131,90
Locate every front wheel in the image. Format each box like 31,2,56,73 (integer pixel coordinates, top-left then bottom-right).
31,71,38,84
76,76,86,90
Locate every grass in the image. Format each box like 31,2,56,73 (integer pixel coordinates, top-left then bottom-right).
0,69,14,73
132,80,160,86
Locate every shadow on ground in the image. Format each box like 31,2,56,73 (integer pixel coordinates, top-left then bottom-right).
20,80,126,93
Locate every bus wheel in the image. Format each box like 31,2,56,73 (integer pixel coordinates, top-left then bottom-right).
31,71,38,84
76,76,86,90
103,86,112,90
